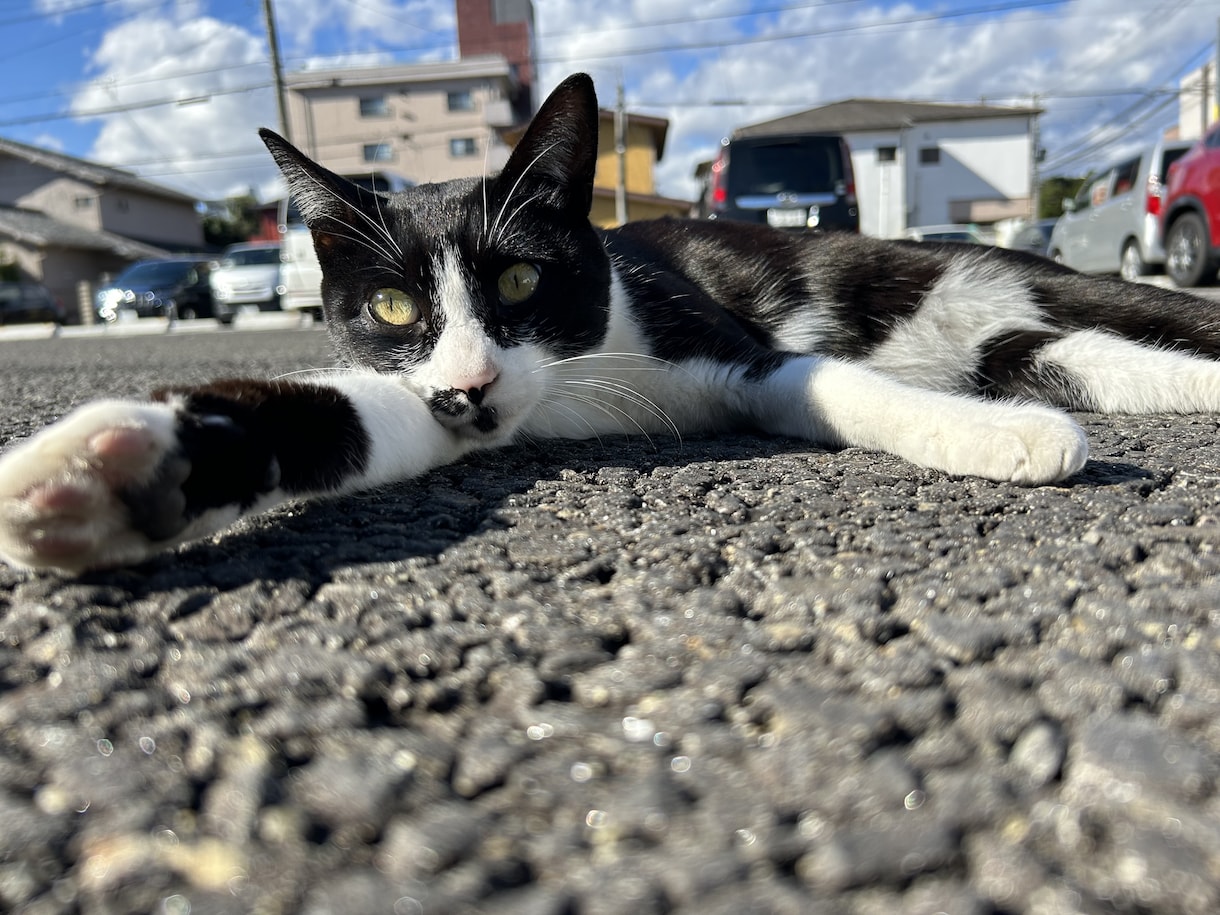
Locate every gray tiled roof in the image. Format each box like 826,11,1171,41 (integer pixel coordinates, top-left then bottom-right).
734,98,1041,138
0,136,198,204
0,206,168,258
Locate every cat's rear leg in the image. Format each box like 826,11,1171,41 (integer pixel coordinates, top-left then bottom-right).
750,356,1089,484
1028,329,1220,413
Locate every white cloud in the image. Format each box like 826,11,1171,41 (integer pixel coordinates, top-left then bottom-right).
273,0,454,59
71,13,277,200
532,0,1211,201
31,132,66,152
56,0,1210,205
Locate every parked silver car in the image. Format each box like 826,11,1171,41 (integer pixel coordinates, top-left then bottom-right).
1048,138,1193,280
209,242,282,322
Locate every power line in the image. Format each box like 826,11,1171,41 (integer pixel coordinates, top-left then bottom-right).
536,0,1072,65
1041,38,1214,173
3,0,1216,190
1,0,1207,121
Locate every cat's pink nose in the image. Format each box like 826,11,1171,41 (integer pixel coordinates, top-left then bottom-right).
464,382,493,406
456,368,498,406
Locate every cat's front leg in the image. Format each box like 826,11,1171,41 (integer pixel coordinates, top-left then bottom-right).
0,374,466,573
754,357,1089,484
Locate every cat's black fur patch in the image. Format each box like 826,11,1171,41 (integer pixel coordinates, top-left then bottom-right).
152,380,369,502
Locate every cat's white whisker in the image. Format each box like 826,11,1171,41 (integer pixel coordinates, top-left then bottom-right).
479,136,493,251
489,142,559,245
549,389,657,446
535,398,605,444
271,367,349,381
534,352,678,373
495,192,548,247
370,186,403,262
296,169,402,264
560,378,682,442
318,226,400,266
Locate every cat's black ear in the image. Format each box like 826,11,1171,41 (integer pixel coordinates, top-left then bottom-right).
259,128,368,233
499,73,599,216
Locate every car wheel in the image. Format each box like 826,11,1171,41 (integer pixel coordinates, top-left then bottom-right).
1166,212,1217,287
178,306,198,321
1119,240,1149,282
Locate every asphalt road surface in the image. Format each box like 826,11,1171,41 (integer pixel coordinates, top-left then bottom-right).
2,328,1220,914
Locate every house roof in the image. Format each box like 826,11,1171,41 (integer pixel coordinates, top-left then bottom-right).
734,98,1042,137
0,206,168,259
0,136,198,204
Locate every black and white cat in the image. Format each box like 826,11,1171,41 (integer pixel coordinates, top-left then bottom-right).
2,73,1220,573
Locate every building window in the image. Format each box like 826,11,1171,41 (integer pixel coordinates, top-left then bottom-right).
919,146,941,165
363,143,393,163
877,146,897,163
74,195,94,209
359,96,390,117
447,90,475,112
449,137,478,157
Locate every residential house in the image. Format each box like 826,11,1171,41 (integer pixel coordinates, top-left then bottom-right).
1175,59,1218,142
0,136,203,316
734,98,1041,238
590,109,690,227
283,56,520,185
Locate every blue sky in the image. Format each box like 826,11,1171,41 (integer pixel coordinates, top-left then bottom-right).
2,0,1216,201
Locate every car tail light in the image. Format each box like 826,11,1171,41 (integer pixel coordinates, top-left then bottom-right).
1145,174,1163,216
840,138,858,205
708,147,728,211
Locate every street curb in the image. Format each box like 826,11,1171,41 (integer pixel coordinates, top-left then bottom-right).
0,311,316,342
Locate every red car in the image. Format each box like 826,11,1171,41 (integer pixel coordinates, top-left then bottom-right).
1162,122,1220,287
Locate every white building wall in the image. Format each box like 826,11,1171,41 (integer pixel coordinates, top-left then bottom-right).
845,117,1033,237
845,131,905,239
1179,61,1218,141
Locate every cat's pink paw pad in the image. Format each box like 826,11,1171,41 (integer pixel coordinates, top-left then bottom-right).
0,401,180,572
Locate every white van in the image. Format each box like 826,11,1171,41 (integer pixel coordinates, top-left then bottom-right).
276,170,415,316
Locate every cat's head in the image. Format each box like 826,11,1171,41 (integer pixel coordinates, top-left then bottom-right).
260,73,611,444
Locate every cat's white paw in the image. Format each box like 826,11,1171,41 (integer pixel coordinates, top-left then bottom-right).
0,401,182,572
930,405,1088,484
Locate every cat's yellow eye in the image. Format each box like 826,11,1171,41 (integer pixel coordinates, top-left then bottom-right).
368,288,419,327
498,262,540,305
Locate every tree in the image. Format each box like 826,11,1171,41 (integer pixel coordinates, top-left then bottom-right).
1038,176,1086,220
202,193,260,248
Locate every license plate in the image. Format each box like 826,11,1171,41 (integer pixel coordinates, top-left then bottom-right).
766,208,807,228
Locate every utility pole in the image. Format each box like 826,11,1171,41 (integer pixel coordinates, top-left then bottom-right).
614,76,628,226
1203,60,1211,137
262,0,291,141
1030,93,1041,220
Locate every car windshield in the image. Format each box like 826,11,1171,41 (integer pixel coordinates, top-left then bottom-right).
221,248,279,267
727,136,844,195
113,261,192,286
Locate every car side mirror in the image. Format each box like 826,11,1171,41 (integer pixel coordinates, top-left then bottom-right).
1061,198,1076,213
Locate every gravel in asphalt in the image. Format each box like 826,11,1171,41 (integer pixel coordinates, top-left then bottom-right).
1,330,1220,913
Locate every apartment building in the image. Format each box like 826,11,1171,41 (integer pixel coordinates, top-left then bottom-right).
283,56,520,185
